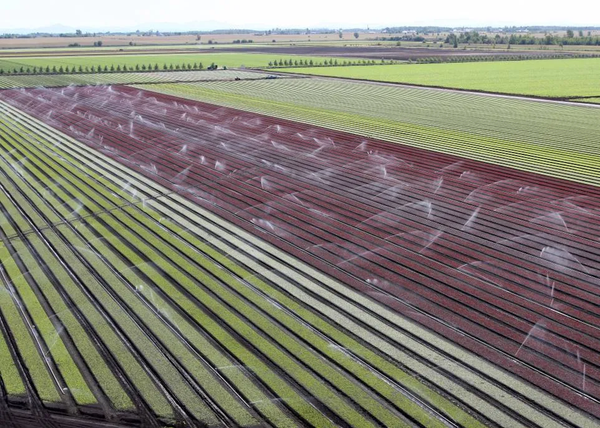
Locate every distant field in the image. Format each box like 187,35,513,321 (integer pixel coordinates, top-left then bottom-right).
0,52,355,72
276,58,600,98
0,69,277,89
0,32,387,49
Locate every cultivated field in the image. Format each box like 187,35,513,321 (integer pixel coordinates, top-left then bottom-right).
0,32,389,49
0,52,355,73
0,70,285,89
277,57,600,98
136,78,600,186
0,85,598,427
177,45,579,61
0,36,599,428
0,95,490,427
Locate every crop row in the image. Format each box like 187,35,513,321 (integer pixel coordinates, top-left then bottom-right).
0,100,489,426
3,85,598,427
134,78,600,186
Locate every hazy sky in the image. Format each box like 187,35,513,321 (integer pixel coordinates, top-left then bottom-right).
2,0,600,31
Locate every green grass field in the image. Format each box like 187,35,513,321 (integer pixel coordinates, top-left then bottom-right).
275,58,600,98
0,52,352,72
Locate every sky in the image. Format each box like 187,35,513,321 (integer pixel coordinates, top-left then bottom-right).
2,0,600,32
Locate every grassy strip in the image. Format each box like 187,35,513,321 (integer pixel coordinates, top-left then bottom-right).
570,97,600,104
0,243,61,404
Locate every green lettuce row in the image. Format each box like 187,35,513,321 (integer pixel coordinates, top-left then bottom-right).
0,102,264,426
0,243,62,404
48,222,261,427
9,238,98,406
0,102,164,202
14,234,134,411
130,201,485,428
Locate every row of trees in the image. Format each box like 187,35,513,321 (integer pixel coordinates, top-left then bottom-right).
0,62,208,75
375,35,427,42
267,58,396,67
446,31,600,46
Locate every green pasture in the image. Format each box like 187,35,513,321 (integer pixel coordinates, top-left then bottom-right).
276,58,600,98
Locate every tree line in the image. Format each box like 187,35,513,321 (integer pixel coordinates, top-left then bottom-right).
375,36,427,42
267,58,397,67
446,31,600,46
0,62,211,75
